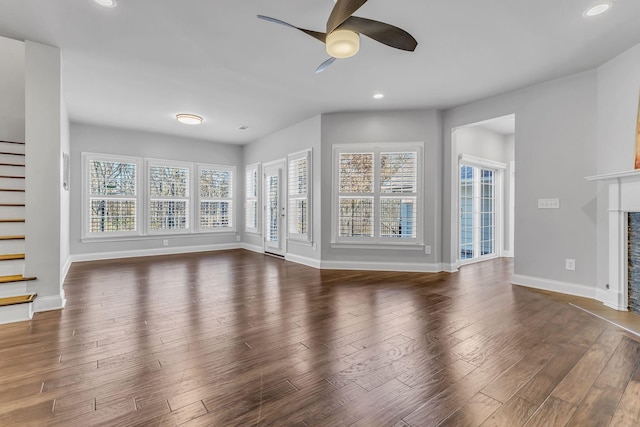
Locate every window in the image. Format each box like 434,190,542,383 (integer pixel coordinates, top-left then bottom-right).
199,164,234,231
245,163,260,234
84,154,140,238
333,144,421,245
84,154,236,239
147,160,190,233
288,149,311,242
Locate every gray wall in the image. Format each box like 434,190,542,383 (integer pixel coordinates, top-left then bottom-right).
0,36,25,143
454,126,515,254
69,123,243,256
320,109,443,266
595,41,640,293
443,70,598,288
25,41,65,310
242,115,322,261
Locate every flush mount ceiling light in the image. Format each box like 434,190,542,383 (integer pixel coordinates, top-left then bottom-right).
584,3,611,16
373,93,385,99
94,0,117,8
176,114,203,125
326,29,360,59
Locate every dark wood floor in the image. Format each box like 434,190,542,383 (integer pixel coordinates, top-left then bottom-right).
1,250,640,426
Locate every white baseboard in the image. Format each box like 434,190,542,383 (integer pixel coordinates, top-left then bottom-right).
502,250,514,258
241,243,264,254
286,253,322,269
319,259,443,273
511,274,597,300
33,293,66,313
70,243,242,263
440,262,460,273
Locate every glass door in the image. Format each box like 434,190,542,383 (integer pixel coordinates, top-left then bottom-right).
263,161,286,256
460,164,496,262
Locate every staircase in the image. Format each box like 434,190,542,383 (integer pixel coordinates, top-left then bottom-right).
0,140,37,325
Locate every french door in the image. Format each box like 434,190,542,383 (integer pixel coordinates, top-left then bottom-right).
263,160,286,256
459,162,501,263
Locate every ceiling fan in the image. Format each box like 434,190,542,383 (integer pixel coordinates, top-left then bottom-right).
257,0,418,73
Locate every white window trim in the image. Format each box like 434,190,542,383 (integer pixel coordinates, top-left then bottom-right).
245,162,261,235
331,143,424,247
146,158,192,235
83,153,238,241
196,163,236,233
287,148,312,243
82,152,143,240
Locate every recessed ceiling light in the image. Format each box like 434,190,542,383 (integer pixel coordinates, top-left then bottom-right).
176,114,203,125
373,93,385,99
94,0,117,8
584,3,611,16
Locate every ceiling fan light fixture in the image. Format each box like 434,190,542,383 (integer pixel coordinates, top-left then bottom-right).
94,0,117,8
176,114,203,125
584,3,611,16
326,30,360,59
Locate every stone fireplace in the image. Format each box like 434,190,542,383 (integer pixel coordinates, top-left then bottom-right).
588,170,640,311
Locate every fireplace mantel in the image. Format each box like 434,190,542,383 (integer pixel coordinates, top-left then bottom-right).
586,169,640,310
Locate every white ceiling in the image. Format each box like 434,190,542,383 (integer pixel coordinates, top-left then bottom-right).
1,0,639,145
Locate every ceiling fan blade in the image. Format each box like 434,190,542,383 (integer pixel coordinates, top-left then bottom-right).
338,16,418,52
326,0,369,34
315,57,337,73
257,15,326,43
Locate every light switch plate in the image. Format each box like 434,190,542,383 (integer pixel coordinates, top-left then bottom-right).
538,198,560,209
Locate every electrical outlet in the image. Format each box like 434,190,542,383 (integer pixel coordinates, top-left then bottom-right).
163,239,169,247
538,198,560,209
565,258,576,271
425,245,432,255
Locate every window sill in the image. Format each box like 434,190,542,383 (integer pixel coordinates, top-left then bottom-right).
82,231,237,243
331,242,424,251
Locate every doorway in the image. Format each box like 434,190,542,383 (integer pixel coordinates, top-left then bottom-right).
263,160,286,257
453,114,515,266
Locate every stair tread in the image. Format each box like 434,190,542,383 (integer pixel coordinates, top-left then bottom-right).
0,141,25,145
0,164,24,167
0,189,25,192
0,294,36,307
0,219,25,223
0,275,37,284
0,152,25,156
0,204,25,207
0,235,25,240
0,176,25,179
0,254,25,261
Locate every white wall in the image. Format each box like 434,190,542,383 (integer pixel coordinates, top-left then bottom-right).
595,41,640,297
320,109,443,270
454,126,515,254
444,70,598,296
69,123,243,258
25,41,65,312
0,36,24,142
60,92,71,283
242,115,322,263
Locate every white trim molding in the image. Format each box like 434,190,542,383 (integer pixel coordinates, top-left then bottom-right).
70,243,241,263
320,259,443,273
33,293,66,313
241,242,264,254
511,274,597,300
286,253,322,269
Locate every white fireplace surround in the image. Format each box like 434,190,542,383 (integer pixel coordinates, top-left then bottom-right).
587,169,640,311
